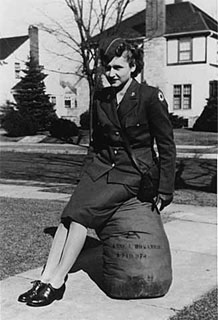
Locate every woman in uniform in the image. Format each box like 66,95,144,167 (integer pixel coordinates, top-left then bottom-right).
18,38,176,307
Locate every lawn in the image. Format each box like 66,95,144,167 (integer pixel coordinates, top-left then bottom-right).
0,197,63,280
173,128,217,145
169,288,217,320
1,128,217,145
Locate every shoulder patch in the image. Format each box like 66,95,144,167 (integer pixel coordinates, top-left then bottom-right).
158,91,165,102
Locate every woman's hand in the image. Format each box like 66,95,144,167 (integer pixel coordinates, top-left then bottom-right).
155,193,173,211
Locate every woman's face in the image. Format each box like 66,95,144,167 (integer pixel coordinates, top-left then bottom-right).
105,52,136,88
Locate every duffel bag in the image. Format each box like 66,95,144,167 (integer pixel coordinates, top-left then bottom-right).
97,198,172,299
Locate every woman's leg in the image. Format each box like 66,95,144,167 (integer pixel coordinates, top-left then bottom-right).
47,221,87,288
17,222,69,303
40,223,69,283
40,173,135,287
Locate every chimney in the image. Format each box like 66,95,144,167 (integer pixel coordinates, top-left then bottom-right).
143,0,166,91
146,0,165,38
174,0,182,3
28,25,39,65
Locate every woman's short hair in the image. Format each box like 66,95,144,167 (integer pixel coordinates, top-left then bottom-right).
101,38,144,78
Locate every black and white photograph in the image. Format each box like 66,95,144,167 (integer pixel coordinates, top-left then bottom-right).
0,0,217,319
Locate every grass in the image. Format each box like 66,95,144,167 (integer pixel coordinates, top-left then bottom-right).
0,197,64,280
173,128,217,146
169,288,217,320
1,128,217,145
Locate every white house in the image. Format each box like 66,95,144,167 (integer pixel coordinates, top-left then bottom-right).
91,0,218,127
0,25,89,126
0,31,29,104
163,1,217,126
44,72,89,126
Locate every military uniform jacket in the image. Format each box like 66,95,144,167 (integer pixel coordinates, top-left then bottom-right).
83,79,176,195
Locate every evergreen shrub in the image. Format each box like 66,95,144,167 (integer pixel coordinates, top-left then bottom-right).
49,118,79,141
79,110,90,129
169,113,188,128
1,109,37,136
1,56,57,137
193,97,217,132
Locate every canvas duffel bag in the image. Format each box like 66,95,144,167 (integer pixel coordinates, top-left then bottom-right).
97,198,172,299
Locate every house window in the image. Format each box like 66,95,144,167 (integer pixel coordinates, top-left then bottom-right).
64,96,72,108
173,84,192,110
178,38,192,62
64,94,77,108
183,85,192,109
50,96,56,105
15,62,21,79
168,37,206,65
209,80,218,98
173,85,182,110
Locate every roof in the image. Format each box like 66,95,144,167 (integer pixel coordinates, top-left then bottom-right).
60,80,77,94
92,1,218,42
0,35,29,60
166,1,218,35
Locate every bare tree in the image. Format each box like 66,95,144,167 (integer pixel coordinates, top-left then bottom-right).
66,0,132,103
39,0,133,123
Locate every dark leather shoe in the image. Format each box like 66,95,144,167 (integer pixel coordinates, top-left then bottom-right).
18,280,46,303
26,283,65,307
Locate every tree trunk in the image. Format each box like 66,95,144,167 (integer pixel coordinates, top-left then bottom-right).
88,77,95,145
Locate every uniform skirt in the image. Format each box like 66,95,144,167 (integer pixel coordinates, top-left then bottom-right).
61,171,138,231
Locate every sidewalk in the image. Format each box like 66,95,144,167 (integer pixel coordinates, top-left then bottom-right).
0,183,217,320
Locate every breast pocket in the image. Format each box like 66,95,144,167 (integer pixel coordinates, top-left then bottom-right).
124,118,149,142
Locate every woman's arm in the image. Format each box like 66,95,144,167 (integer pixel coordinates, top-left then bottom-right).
147,88,176,205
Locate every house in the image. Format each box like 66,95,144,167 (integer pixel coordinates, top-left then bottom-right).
0,26,89,125
1,1,217,127
91,0,218,127
0,30,30,104
45,74,89,126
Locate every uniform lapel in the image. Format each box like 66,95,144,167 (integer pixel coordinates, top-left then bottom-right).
117,79,139,122
99,87,120,128
98,80,140,128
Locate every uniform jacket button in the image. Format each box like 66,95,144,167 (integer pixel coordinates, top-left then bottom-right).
115,131,120,136
111,163,115,167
